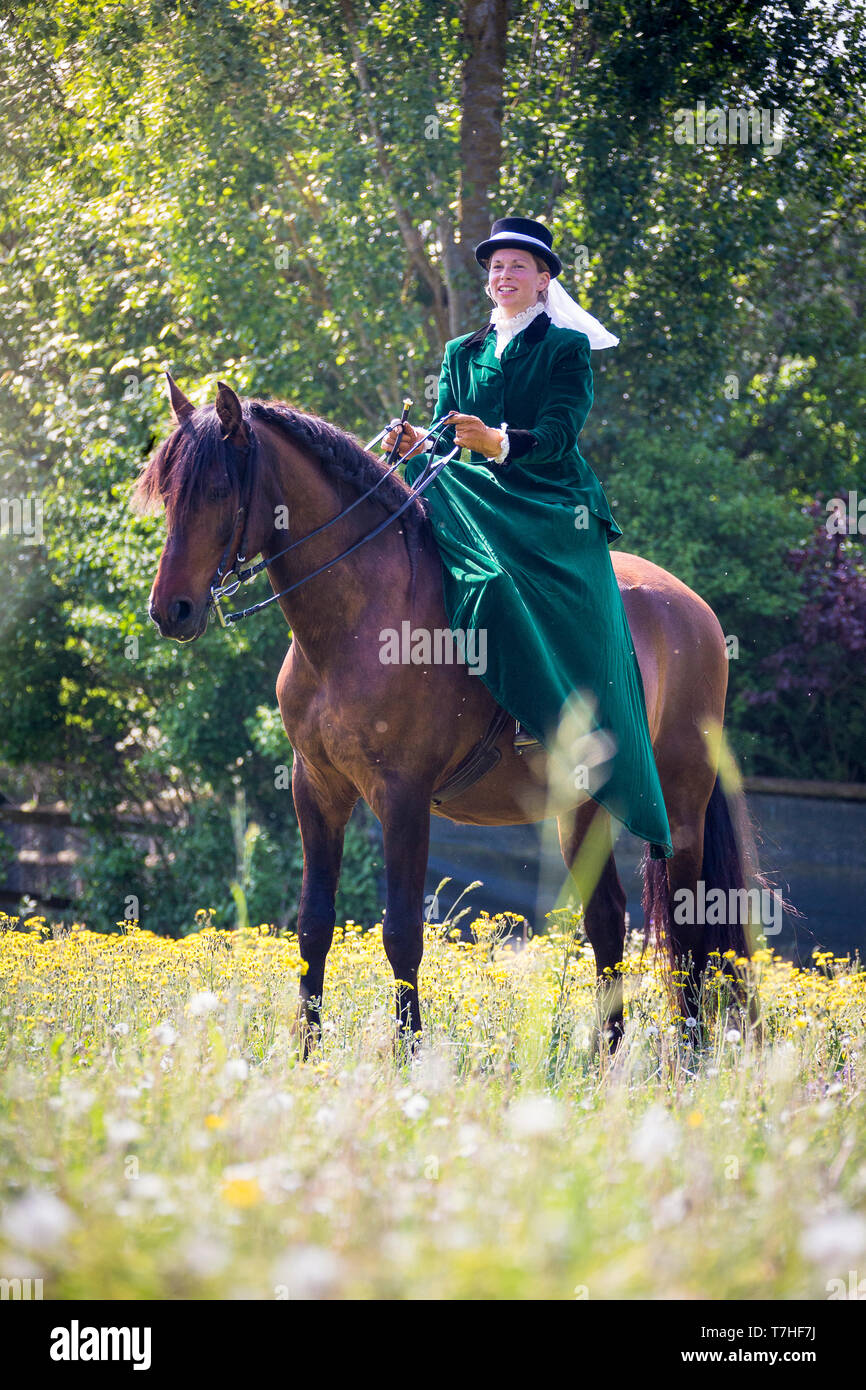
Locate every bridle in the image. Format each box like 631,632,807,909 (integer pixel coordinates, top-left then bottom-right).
208,405,460,627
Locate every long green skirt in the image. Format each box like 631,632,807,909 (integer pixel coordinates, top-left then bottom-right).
404,449,674,859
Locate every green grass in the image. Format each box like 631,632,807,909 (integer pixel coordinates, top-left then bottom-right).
0,911,864,1299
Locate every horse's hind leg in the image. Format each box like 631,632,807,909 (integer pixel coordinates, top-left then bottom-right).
558,802,627,1050
292,754,358,1057
666,777,758,1033
651,770,715,1031
665,834,708,1029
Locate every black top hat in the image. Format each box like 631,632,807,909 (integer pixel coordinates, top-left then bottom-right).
474,217,561,277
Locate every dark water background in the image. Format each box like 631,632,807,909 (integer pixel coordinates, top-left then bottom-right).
391,791,865,965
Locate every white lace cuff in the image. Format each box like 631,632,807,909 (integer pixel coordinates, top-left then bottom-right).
493,423,510,466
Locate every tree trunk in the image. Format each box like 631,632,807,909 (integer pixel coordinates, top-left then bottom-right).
450,0,508,335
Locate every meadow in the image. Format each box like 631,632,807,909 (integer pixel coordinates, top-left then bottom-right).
0,908,864,1301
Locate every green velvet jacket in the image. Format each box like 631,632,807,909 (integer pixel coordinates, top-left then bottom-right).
404,309,673,856
428,309,622,543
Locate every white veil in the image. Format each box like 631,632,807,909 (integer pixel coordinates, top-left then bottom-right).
545,277,619,349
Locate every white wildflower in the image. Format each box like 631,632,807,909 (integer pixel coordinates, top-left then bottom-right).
188,991,220,1016
55,1080,95,1118
653,1187,688,1231
801,1211,866,1267
629,1104,679,1168
183,1234,229,1278
1,1190,76,1251
105,1117,144,1146
402,1094,429,1121
273,1246,343,1300
455,1123,485,1158
266,1091,294,1114
130,1175,167,1201
508,1095,564,1139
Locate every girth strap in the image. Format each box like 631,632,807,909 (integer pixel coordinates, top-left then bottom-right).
430,705,513,807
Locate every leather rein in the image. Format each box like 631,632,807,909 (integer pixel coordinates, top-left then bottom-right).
208,408,459,628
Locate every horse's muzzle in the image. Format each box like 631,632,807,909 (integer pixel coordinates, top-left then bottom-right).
148,595,208,643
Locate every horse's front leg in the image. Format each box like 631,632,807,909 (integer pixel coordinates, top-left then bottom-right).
380,785,432,1049
292,753,358,1057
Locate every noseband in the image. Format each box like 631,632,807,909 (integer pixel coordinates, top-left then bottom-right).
208,408,460,627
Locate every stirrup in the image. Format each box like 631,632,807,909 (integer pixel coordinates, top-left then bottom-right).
513,719,540,749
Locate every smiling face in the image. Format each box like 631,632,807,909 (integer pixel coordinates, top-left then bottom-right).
487,248,551,318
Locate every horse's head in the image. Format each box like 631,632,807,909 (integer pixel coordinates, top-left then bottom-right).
135,374,265,642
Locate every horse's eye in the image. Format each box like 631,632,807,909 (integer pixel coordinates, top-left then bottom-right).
208,484,232,502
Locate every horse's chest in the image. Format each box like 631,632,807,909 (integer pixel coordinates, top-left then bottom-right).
275,654,361,766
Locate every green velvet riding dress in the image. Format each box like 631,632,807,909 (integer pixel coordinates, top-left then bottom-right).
403,309,673,860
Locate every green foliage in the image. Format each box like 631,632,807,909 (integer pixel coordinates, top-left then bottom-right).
0,829,13,882
0,1,864,929
74,787,381,938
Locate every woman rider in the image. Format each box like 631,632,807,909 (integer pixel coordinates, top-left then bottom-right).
382,216,672,861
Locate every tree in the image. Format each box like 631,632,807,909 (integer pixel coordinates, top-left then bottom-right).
743,501,866,781
0,0,864,928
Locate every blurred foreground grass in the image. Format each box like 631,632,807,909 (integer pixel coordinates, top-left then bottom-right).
0,909,864,1300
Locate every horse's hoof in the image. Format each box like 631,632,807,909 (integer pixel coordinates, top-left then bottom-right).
393,1026,422,1062
592,1020,624,1056
291,1008,322,1061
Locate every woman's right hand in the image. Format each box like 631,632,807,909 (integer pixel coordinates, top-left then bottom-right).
380,422,428,458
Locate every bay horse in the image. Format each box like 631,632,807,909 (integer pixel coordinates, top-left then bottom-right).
137,376,759,1051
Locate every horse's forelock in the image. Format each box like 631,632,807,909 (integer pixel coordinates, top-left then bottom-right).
134,408,240,525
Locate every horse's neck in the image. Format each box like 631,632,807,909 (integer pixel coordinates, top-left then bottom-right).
262,437,424,661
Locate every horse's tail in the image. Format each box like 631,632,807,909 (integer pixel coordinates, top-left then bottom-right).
642,774,771,968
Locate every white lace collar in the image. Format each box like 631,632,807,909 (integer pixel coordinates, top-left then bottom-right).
488,299,547,359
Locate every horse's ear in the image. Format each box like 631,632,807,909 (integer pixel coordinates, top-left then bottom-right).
215,380,249,446
166,370,195,424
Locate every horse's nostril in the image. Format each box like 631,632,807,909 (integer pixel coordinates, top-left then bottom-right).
168,597,193,625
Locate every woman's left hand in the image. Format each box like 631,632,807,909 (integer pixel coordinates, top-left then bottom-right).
446,413,503,458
